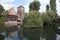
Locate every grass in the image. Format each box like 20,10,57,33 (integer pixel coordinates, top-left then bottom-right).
0,17,5,23
0,17,6,32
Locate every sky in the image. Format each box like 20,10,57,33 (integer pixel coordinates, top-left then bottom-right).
0,0,60,15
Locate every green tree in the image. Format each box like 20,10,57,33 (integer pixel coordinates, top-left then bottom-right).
50,0,57,16
22,10,43,27
46,4,49,11
3,10,8,17
0,4,5,18
0,5,6,37
29,1,40,11
42,10,57,40
42,10,56,24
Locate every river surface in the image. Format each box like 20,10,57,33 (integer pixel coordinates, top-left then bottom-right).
1,27,60,40
3,32,60,40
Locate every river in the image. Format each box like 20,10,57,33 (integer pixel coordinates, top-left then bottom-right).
1,27,60,40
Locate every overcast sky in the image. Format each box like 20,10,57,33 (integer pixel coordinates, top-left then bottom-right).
0,0,60,15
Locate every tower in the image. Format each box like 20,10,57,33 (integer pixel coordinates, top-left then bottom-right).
17,6,25,38
17,6,25,26
17,6,25,19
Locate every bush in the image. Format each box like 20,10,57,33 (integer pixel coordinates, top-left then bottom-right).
22,10,43,27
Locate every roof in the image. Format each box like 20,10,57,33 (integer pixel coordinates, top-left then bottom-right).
8,7,14,12
7,7,21,18
8,7,17,16
7,14,18,16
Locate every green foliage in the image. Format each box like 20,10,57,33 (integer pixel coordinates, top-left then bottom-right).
29,1,40,11
50,0,57,16
22,10,43,27
0,17,6,32
42,10,57,40
0,17,5,23
42,10,56,24
3,10,8,17
53,16,60,28
46,4,49,11
0,4,5,18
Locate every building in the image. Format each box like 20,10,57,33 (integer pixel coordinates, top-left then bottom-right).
5,6,25,27
5,7,17,26
17,6,25,14
7,7,18,21
17,6,25,26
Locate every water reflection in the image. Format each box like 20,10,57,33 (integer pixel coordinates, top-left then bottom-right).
4,31,19,40
56,34,60,40
23,27,43,40
1,27,60,40
23,27,56,40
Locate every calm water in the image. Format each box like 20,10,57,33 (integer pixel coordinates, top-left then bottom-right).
1,27,60,40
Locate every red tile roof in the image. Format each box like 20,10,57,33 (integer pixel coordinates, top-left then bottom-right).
7,7,21,18
8,7,14,13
